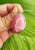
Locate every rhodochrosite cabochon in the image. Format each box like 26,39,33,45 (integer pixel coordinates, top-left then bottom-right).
12,14,26,33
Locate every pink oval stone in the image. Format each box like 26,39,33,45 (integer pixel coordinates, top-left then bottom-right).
12,14,26,33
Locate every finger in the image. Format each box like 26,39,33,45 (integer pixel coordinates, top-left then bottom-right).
0,4,23,17
7,4,23,13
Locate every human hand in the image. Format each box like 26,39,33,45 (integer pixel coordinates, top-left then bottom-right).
0,4,23,48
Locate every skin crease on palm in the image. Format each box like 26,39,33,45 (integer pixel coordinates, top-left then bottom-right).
0,4,23,48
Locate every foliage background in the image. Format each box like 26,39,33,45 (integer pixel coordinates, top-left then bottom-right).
0,0,35,50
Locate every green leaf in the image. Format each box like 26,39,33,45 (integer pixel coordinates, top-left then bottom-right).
0,0,35,50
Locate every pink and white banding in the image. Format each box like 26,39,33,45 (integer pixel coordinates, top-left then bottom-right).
12,14,26,33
